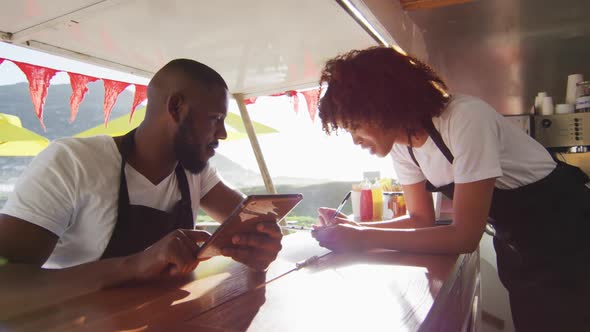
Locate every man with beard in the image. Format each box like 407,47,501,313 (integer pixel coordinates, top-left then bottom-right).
0,59,282,308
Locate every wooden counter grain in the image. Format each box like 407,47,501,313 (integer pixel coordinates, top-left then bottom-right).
1,233,479,332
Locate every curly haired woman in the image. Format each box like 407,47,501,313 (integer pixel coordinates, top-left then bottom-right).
312,46,590,331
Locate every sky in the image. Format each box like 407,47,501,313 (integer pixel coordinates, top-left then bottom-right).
221,97,396,182
0,42,396,182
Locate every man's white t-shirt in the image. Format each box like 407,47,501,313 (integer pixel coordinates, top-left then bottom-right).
391,95,556,189
2,136,222,268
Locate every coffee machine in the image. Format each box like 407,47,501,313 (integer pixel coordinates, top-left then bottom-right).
532,112,590,174
533,113,590,151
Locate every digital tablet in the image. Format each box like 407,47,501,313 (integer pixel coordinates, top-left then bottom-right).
197,193,304,260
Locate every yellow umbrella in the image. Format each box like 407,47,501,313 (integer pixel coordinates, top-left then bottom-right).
75,107,277,140
0,113,50,156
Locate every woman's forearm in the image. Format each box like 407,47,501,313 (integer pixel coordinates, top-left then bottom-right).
361,225,480,254
359,214,434,229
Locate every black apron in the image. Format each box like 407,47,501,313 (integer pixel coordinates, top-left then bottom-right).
101,129,194,259
408,120,590,331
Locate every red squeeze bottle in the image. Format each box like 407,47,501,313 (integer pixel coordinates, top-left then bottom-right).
360,179,373,222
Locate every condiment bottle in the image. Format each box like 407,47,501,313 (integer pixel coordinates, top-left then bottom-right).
396,195,406,216
371,178,383,221
360,178,373,222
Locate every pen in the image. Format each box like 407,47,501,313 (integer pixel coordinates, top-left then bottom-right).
327,191,352,226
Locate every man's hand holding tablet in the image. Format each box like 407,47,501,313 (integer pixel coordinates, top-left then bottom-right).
197,194,303,271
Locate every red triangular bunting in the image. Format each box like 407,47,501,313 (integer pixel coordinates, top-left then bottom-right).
286,90,299,114
67,72,98,123
0,58,4,66
293,94,300,114
244,97,257,105
14,61,58,130
301,89,320,121
130,84,147,122
102,79,130,126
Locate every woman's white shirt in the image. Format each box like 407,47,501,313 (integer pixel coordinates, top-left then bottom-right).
391,94,556,189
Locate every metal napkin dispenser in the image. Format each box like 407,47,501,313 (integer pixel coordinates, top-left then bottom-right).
533,113,590,148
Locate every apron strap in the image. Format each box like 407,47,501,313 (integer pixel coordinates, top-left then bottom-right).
117,129,136,208
117,129,193,218
423,119,454,164
174,164,194,224
406,119,454,167
103,129,195,259
407,130,421,168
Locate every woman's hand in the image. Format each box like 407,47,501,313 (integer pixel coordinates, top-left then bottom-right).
315,207,360,228
311,223,366,252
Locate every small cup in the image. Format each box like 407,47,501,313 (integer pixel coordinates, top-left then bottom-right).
535,92,548,114
555,103,574,114
535,92,547,106
541,96,554,115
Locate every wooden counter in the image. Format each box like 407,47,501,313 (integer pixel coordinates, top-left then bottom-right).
1,232,480,332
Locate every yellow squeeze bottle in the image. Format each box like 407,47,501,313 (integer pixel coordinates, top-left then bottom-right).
371,179,383,221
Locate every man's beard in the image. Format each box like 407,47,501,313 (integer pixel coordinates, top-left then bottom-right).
174,120,208,174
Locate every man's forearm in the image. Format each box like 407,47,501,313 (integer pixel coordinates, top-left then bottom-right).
0,256,136,319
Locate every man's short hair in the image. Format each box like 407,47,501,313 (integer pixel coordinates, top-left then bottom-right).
161,58,228,90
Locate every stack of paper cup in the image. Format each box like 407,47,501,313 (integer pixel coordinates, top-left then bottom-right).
535,92,548,114
541,96,554,115
555,104,574,114
566,74,584,105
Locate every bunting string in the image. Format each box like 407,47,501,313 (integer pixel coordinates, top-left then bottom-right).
0,58,147,130
0,58,320,128
242,88,320,122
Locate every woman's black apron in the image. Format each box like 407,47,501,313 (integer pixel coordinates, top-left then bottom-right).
407,120,590,331
101,129,194,258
